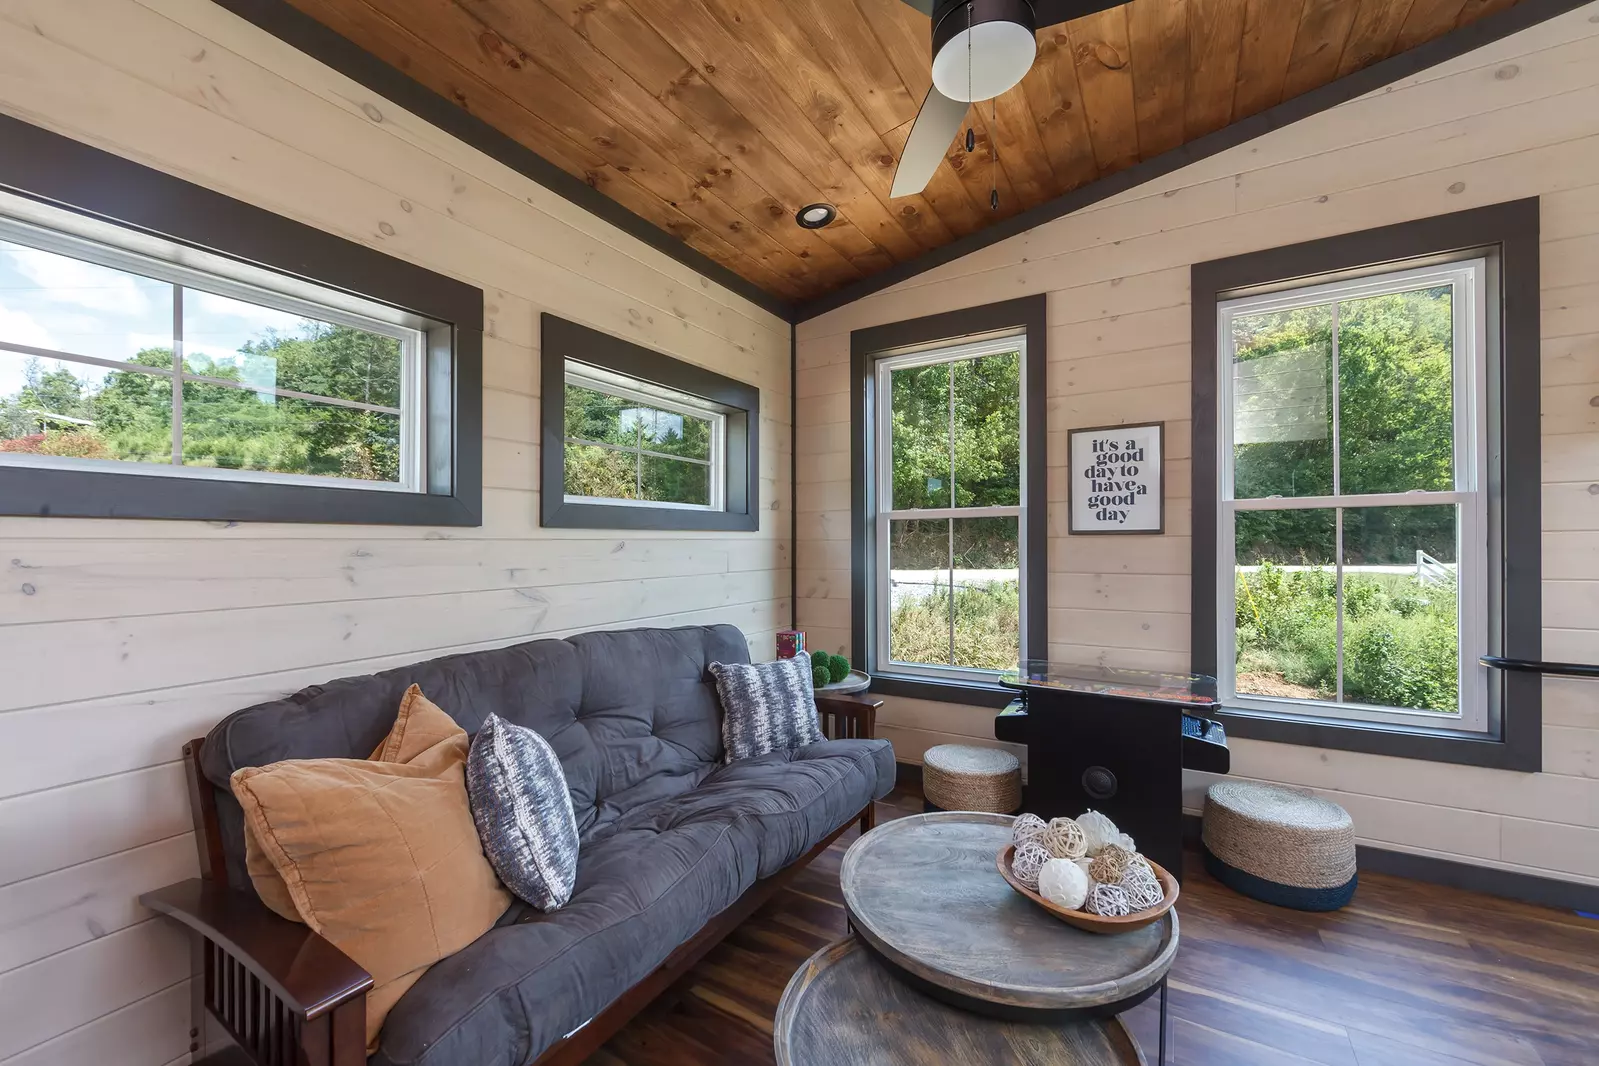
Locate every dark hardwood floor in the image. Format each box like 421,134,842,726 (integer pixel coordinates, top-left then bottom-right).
589,785,1599,1066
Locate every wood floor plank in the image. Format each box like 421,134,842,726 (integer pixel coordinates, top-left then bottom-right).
591,787,1599,1066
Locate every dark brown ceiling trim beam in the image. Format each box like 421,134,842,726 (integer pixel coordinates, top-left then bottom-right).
793,0,1593,323
207,0,798,322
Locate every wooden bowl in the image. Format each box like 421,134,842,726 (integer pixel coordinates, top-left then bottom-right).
996,845,1179,935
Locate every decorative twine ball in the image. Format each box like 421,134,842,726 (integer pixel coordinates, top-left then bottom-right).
1077,809,1123,856
1040,816,1088,860
1010,840,1053,890
1085,880,1133,917
1010,812,1048,847
1037,857,1090,910
1088,843,1133,885
1120,859,1166,911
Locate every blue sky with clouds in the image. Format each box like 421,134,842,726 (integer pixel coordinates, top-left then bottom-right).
0,236,315,400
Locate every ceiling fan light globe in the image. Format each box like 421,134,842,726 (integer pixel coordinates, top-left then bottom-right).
932,20,1037,101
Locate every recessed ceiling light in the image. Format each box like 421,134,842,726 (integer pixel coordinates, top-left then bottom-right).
796,203,837,229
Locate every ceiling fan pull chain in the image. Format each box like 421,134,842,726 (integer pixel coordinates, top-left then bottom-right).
966,2,974,154
990,95,998,211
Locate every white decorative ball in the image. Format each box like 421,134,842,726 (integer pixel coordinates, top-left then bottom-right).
1010,840,1052,890
1077,809,1123,855
1109,831,1137,855
1120,856,1165,911
1040,817,1087,860
1010,812,1048,847
1037,858,1090,910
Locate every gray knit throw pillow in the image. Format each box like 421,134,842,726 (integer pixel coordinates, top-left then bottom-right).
709,657,825,762
466,713,579,912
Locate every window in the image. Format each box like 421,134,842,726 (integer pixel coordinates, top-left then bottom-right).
0,115,482,525
1192,200,1541,770
1219,261,1488,732
875,336,1025,681
563,364,726,511
541,314,759,532
0,219,427,491
852,296,1047,706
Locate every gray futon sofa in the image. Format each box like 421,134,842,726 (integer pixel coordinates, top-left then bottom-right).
141,624,893,1066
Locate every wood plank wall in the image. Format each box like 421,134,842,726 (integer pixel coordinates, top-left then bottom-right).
0,1,791,1062
797,2,1599,891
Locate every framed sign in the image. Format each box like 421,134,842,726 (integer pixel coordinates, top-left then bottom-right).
1068,422,1164,534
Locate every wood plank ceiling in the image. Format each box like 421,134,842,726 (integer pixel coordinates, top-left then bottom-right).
284,0,1528,303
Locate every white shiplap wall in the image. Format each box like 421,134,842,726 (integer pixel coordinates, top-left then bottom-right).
797,4,1599,889
0,1,791,1062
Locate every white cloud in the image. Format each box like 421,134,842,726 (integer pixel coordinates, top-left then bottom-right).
1,243,161,316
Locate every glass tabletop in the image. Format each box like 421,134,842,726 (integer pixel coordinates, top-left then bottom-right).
997,660,1219,706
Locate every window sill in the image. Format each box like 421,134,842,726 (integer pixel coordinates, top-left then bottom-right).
541,498,758,531
1215,705,1540,772
868,673,1013,708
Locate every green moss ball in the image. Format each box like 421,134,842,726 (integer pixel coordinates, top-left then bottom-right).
812,664,831,689
827,653,850,684
811,649,830,673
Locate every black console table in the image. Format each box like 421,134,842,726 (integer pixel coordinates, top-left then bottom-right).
993,663,1230,880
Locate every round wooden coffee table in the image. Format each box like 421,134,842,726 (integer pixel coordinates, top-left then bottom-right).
840,812,1177,1020
775,937,1146,1066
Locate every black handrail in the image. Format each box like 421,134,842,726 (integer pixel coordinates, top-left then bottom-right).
1480,656,1599,679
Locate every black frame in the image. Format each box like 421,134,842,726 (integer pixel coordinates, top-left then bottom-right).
1066,421,1166,535
851,295,1048,708
540,315,760,532
1191,198,1542,771
0,112,484,526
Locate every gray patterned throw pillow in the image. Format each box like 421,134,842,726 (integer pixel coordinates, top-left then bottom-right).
466,713,579,912
709,656,825,762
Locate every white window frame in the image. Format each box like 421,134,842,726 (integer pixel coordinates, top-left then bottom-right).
562,361,727,512
873,331,1028,684
1216,259,1489,732
0,212,430,493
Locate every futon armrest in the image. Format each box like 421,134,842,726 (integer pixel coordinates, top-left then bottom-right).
815,693,881,740
141,879,372,1019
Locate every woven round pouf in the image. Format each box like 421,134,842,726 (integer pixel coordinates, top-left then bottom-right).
1202,781,1357,911
921,744,1022,814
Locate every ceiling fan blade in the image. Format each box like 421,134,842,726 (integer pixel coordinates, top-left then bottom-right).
891,87,968,198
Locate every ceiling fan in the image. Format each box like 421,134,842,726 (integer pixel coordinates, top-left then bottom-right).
890,0,1123,199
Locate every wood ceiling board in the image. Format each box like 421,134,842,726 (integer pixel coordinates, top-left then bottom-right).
451,0,830,293
1070,7,1142,174
269,0,1552,307
1280,0,1363,101
284,0,795,295
706,0,953,254
1396,0,1475,50
1232,0,1305,119
1127,0,1192,157
1337,0,1414,77
1184,0,1248,139
607,0,904,273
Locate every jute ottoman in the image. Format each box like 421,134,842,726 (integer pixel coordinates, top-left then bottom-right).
921,744,1022,814
1201,781,1357,911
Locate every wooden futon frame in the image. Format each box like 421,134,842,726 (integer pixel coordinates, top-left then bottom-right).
141,694,880,1066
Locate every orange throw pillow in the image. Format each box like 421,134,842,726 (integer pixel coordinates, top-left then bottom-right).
232,686,510,1050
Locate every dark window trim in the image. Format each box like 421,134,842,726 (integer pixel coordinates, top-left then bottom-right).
0,112,483,526
1191,198,1541,771
850,295,1047,707
540,314,760,532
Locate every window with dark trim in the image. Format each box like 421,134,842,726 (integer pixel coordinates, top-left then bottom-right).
540,314,759,532
851,295,1048,707
1192,199,1541,771
0,113,483,526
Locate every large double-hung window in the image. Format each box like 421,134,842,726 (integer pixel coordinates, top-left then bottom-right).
1218,261,1488,731
875,334,1026,681
1193,199,1542,770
